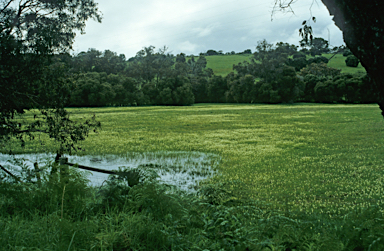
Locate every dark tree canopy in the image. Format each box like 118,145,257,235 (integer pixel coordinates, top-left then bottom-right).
0,0,101,153
300,37,330,56
0,0,101,53
274,0,384,116
319,0,384,115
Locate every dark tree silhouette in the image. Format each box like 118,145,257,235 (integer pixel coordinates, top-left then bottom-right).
0,0,101,153
274,0,384,116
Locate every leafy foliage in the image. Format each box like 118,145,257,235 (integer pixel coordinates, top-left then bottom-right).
345,55,359,67
0,0,101,152
0,162,91,219
7,42,372,109
276,0,384,116
300,37,330,56
3,162,384,250
343,49,353,57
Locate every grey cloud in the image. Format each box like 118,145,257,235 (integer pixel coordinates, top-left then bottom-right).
73,0,344,57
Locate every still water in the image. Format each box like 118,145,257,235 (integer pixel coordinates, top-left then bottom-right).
0,152,220,192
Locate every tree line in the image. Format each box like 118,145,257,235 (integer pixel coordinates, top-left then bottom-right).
59,40,376,107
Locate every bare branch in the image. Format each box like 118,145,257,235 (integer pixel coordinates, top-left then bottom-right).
279,0,295,9
0,0,15,14
271,0,297,21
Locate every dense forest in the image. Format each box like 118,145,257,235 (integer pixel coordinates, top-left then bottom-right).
49,39,377,107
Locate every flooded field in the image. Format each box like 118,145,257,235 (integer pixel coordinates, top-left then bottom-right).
0,152,221,192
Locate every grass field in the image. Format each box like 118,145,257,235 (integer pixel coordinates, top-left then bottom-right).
323,53,366,75
6,103,384,216
205,54,253,76
204,53,366,76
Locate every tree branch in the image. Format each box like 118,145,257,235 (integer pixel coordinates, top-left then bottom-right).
0,0,15,14
0,164,23,183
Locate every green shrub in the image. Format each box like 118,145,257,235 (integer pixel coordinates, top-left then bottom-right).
293,52,307,59
343,50,353,57
0,162,92,219
308,56,329,64
345,55,359,67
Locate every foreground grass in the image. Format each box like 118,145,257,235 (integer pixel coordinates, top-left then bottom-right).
6,103,384,215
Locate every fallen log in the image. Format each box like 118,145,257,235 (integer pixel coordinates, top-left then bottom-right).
0,164,23,183
65,162,117,175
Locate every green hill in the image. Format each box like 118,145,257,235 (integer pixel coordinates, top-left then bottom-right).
205,54,253,76
204,53,366,76
323,53,366,75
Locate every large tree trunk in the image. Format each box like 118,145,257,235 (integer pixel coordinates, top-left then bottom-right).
320,0,384,116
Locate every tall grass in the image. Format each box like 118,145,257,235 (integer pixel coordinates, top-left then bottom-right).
2,163,384,250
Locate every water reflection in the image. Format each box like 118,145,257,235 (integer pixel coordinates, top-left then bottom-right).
0,152,220,192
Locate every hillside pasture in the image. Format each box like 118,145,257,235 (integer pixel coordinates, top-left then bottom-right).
205,54,253,76
202,53,366,76
324,53,366,75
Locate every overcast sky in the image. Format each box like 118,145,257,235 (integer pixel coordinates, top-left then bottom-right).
72,0,344,58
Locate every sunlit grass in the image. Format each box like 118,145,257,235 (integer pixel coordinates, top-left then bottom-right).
205,54,253,76
3,103,384,215
323,53,366,75
202,53,366,76
187,53,367,77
